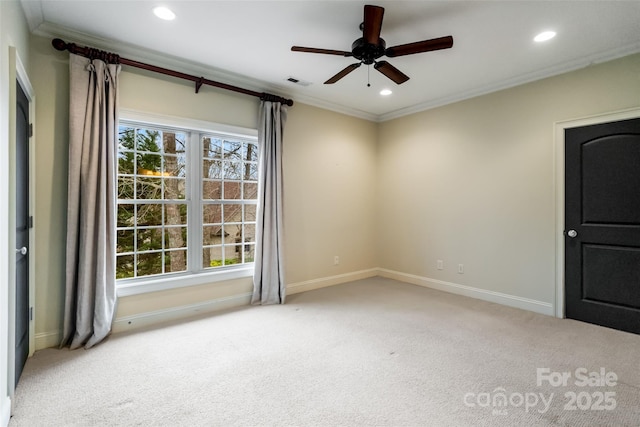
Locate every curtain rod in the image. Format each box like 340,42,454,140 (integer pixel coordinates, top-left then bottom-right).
52,38,294,106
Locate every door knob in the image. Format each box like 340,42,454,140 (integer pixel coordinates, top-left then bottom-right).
567,230,578,238
16,247,27,255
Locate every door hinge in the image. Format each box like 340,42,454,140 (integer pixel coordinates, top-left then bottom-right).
29,123,33,138
29,216,34,229
29,307,33,321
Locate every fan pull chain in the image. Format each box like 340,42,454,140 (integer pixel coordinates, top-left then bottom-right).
367,64,371,87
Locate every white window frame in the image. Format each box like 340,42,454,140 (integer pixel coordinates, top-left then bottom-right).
116,109,258,297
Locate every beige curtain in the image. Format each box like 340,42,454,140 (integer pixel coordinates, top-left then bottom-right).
252,101,287,305
61,54,120,349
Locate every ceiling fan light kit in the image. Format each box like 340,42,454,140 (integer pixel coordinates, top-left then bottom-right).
291,4,453,86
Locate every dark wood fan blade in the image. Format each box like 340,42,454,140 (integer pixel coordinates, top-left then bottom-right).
385,36,453,57
374,61,409,84
291,46,353,57
363,5,384,45
325,63,362,84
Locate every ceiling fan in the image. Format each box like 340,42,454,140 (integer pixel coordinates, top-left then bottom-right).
291,4,453,85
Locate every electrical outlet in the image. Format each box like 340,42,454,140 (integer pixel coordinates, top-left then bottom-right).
458,264,464,274
437,260,443,270
334,256,340,265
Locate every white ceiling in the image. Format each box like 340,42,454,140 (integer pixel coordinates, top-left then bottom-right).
20,0,640,121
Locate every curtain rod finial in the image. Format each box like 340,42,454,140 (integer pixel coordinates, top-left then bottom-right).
52,38,68,51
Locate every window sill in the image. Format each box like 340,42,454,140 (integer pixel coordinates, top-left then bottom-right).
116,265,254,297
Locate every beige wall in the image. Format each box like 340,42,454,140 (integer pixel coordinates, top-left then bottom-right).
29,35,378,347
27,31,640,349
284,103,378,284
377,53,640,304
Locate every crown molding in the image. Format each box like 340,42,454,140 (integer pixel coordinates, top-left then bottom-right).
34,22,271,94
378,41,640,122
31,21,379,121
29,20,640,124
287,93,379,122
19,0,43,32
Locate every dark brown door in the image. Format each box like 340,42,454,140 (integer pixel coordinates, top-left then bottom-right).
565,117,640,334
15,81,30,385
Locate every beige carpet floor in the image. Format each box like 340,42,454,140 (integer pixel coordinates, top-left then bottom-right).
9,277,640,426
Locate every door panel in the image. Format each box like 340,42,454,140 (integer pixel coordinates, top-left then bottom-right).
582,244,640,308
582,135,640,224
15,81,30,385
565,117,640,335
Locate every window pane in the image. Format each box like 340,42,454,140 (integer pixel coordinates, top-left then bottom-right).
226,246,242,265
164,178,186,199
203,225,224,245
243,142,258,162
137,228,163,251
137,153,162,175
136,177,162,199
165,227,187,249
137,252,163,276
118,176,134,200
223,223,241,245
164,204,187,225
165,250,187,273
203,159,222,180
224,181,242,199
244,204,257,222
224,161,242,180
245,163,258,181
118,151,135,175
203,180,222,200
118,126,135,150
244,245,255,263
223,204,242,222
203,138,223,159
137,204,163,226
116,229,135,254
163,154,185,177
161,131,186,154
117,204,135,227
203,204,222,224
136,129,161,153
244,182,258,200
244,224,256,244
116,255,135,279
204,246,223,268
224,140,242,161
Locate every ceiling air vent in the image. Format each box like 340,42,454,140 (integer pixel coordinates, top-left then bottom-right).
286,76,312,87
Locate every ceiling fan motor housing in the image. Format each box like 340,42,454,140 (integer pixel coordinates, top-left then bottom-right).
351,37,386,64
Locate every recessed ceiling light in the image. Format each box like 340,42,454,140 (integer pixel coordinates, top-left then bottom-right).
153,6,176,21
380,89,392,96
534,31,556,43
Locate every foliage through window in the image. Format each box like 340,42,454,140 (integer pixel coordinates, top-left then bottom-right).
116,121,258,280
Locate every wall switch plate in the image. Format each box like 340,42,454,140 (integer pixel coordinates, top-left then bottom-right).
458,264,464,274
437,260,443,270
334,256,340,265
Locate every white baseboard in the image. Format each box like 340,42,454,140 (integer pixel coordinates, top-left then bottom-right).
1,396,10,427
287,268,379,295
113,269,378,334
35,330,62,351
112,292,253,333
34,267,554,350
377,268,554,316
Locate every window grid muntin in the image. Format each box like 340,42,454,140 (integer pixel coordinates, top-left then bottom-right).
117,121,258,282
201,134,258,269
117,123,189,280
